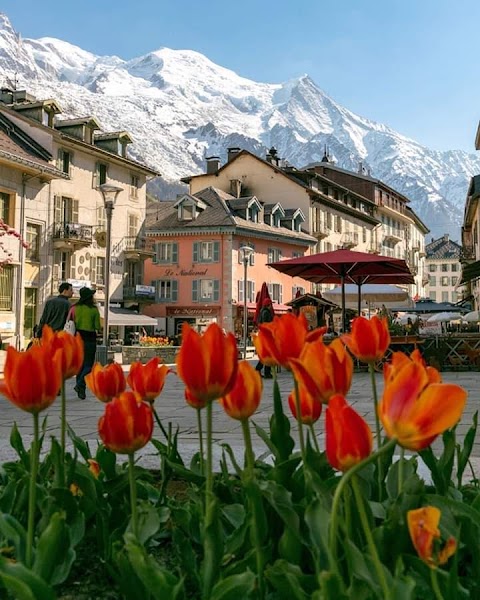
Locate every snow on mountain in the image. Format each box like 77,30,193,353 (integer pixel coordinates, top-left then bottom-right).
0,13,478,239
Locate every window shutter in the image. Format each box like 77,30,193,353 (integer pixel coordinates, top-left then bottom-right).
268,248,273,263
267,283,273,296
57,149,63,170
238,248,242,264
279,285,283,304
251,280,255,302
152,242,158,264
53,250,61,281
72,199,79,224
93,163,99,188
70,253,76,279
54,196,63,224
172,243,178,263
193,243,199,263
213,241,220,262
213,280,220,302
249,244,255,266
90,257,96,283
172,279,178,301
192,280,198,302
292,286,296,299
238,280,244,302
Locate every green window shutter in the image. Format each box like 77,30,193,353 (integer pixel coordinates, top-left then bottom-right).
213,242,220,262
152,243,158,264
193,242,199,263
172,243,178,263
213,280,220,302
192,280,198,302
54,196,63,224
172,280,178,301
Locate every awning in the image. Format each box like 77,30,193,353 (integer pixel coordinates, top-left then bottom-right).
98,307,157,327
459,260,480,285
238,302,291,313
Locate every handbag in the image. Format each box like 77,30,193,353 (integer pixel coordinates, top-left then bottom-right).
64,306,76,335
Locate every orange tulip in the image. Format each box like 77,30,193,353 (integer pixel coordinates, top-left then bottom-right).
176,323,238,403
289,338,353,404
407,507,457,568
0,345,62,413
184,388,208,410
127,357,170,403
87,459,101,479
219,361,262,420
288,386,322,425
325,394,372,472
253,313,318,369
41,326,84,380
342,316,390,363
98,391,153,454
379,350,467,450
85,362,126,403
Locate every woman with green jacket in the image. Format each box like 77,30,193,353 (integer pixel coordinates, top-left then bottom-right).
73,287,101,399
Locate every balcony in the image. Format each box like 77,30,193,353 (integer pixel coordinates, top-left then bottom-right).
122,237,155,261
460,245,476,264
123,284,156,304
383,228,403,244
367,243,381,254
52,222,93,251
341,232,358,249
312,225,329,240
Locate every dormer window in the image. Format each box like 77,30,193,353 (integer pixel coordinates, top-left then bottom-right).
249,205,259,223
273,212,281,227
181,203,195,221
173,194,207,222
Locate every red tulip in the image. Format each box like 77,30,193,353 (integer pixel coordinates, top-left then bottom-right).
288,386,322,425
326,395,372,472
41,325,84,380
184,388,208,410
86,362,126,403
127,357,170,403
342,316,390,363
219,361,262,420
98,391,153,454
407,506,457,568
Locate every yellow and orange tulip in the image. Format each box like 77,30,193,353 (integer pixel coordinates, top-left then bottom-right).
342,316,390,363
127,357,170,403
379,350,467,450
407,506,457,568
86,362,126,403
88,459,101,479
98,391,153,454
184,388,208,410
325,394,372,472
176,323,238,403
0,345,62,413
219,361,262,421
289,338,353,404
41,325,84,380
287,386,322,425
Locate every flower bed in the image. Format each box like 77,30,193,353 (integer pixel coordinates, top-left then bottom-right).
122,345,179,365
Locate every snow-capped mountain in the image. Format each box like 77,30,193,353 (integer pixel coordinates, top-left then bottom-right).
0,13,478,240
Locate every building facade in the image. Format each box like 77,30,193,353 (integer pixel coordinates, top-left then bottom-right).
425,234,465,303
460,175,480,308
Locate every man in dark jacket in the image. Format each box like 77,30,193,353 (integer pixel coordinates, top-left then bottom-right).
37,282,73,336
255,298,274,378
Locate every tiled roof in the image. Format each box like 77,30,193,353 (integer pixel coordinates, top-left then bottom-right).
426,235,462,260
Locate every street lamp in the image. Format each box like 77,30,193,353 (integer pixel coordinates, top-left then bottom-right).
239,245,254,359
97,183,123,349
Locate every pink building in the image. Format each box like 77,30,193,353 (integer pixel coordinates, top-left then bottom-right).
143,187,316,339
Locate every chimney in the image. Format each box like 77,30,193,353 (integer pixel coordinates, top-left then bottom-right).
443,233,449,241
358,161,363,174
227,147,241,162
206,156,220,174
0,88,14,104
266,146,279,165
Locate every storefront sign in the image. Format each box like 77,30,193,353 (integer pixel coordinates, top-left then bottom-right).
167,306,219,317
164,268,209,277
135,284,156,297
67,279,92,291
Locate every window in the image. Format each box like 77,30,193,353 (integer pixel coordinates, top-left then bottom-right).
249,205,259,223
94,162,108,187
335,215,342,233
193,241,220,263
363,228,367,243
441,276,449,286
96,206,106,230
54,251,75,281
57,149,73,175
292,251,301,259
54,196,79,224
267,248,282,263
238,280,255,302
155,242,178,264
428,264,437,272
96,257,105,285
451,263,458,272
192,279,220,302
452,276,458,286
442,291,449,302
429,276,436,286
25,223,41,262
292,286,305,298
429,291,437,301
130,175,140,198
0,266,13,310
128,214,139,238
181,203,195,221
156,279,178,302
441,264,449,272
24,287,37,339
0,191,13,225
267,283,283,303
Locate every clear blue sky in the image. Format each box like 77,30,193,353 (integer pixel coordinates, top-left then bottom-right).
1,0,478,152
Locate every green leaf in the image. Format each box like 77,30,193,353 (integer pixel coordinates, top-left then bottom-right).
33,512,75,586
269,379,295,463
266,559,316,600
305,498,332,568
391,576,416,600
0,555,56,600
126,502,164,545
95,444,117,479
210,571,256,600
317,570,348,599
0,513,27,563
222,504,246,529
10,423,29,467
426,493,480,528
457,411,478,486
67,424,91,462
202,496,224,597
259,479,301,541
344,539,378,592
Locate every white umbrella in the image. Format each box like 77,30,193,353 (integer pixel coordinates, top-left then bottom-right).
427,312,462,323
323,284,413,309
462,310,480,322
396,313,419,325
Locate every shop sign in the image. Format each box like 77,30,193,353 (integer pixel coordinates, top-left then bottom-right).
166,306,219,317
135,284,156,298
67,278,92,291
164,268,209,277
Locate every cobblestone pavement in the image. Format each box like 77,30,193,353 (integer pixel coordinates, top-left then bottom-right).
0,362,478,473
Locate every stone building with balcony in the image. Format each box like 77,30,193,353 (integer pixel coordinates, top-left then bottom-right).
0,88,159,345
425,234,465,303
460,175,480,307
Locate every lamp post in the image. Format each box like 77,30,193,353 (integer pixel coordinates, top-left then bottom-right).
239,245,254,359
97,184,123,349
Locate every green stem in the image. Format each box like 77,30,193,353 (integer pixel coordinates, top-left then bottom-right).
152,406,169,441
26,412,39,568
309,424,321,454
430,568,444,600
329,438,397,573
202,401,215,599
128,453,138,538
241,419,265,599
398,448,405,495
351,475,391,599
368,362,384,500
293,378,307,461
60,380,66,464
197,408,205,476
205,401,213,503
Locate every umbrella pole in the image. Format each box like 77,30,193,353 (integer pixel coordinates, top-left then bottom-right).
341,275,347,333
357,282,362,318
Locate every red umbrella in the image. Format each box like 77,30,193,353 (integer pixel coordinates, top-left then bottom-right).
269,249,414,332
254,282,273,325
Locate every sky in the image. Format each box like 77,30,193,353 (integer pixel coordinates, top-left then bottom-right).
1,0,479,153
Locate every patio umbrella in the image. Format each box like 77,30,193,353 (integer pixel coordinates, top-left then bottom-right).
427,312,462,323
462,310,480,322
323,283,411,307
269,249,414,332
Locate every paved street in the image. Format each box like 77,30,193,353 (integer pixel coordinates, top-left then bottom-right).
0,362,478,473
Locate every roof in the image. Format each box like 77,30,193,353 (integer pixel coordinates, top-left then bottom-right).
94,131,133,143
145,186,316,245
55,116,102,129
426,235,462,260
405,205,430,234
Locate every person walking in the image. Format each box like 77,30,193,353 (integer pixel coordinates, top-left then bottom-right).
255,298,274,378
37,282,73,336
73,287,101,399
